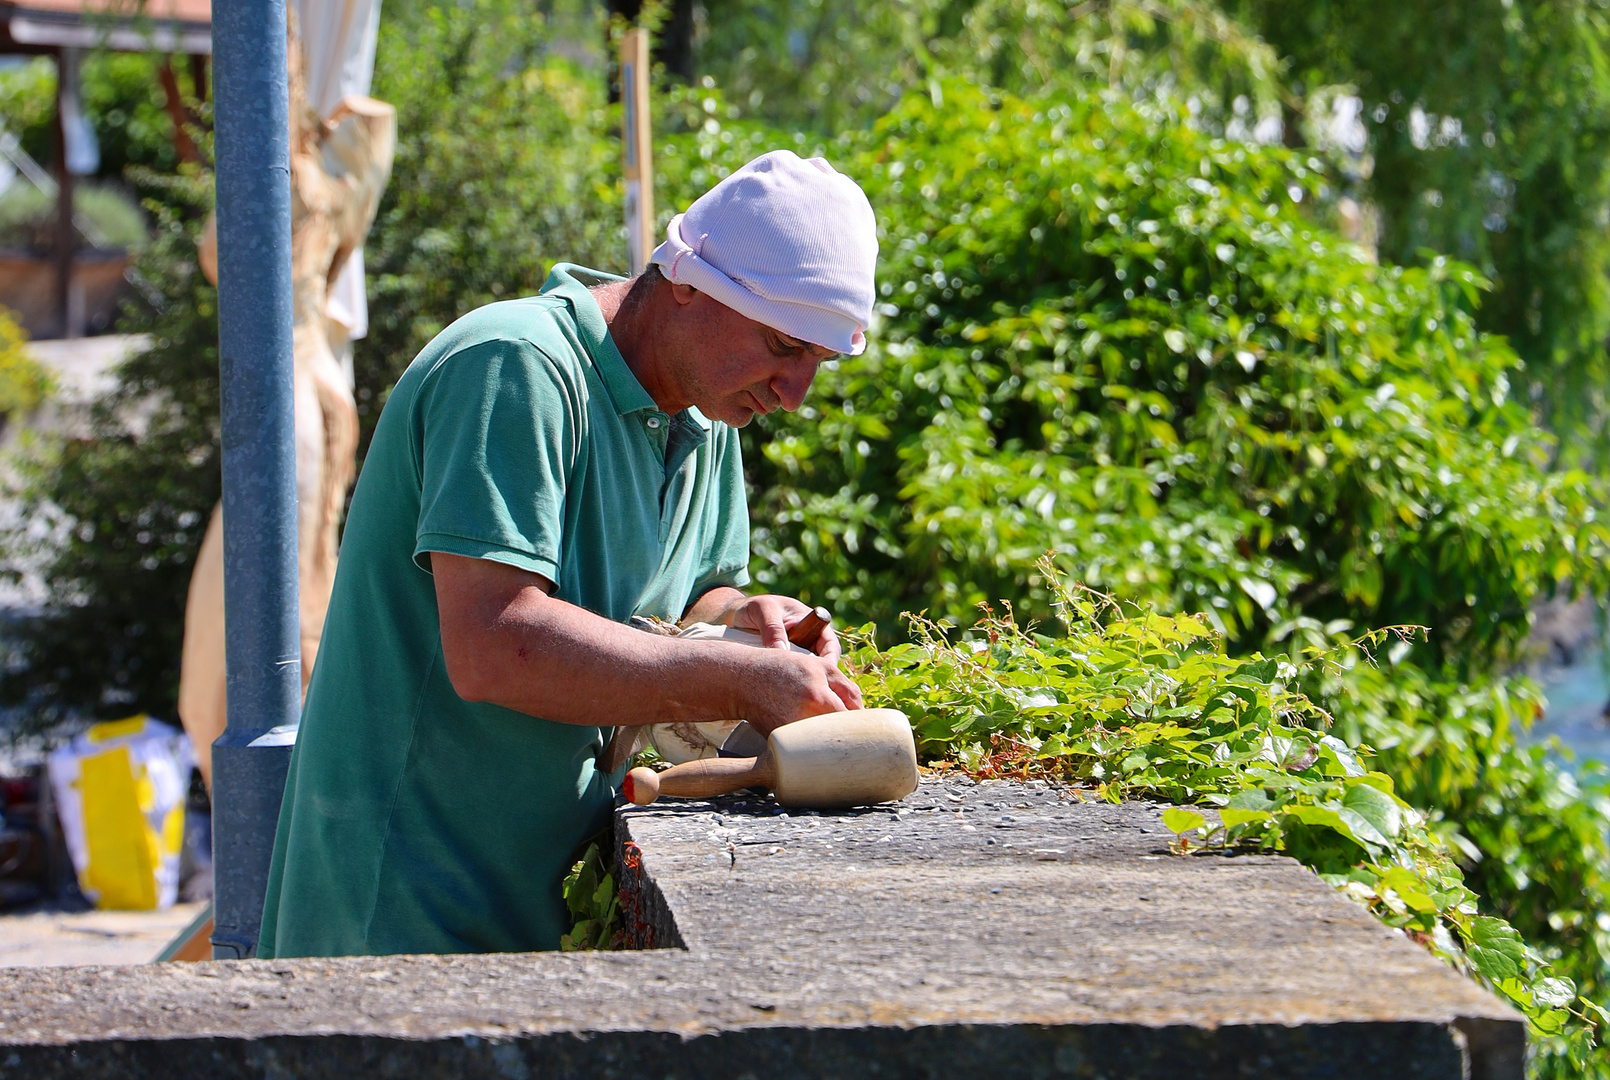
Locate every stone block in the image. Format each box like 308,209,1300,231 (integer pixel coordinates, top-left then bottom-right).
0,777,1522,1079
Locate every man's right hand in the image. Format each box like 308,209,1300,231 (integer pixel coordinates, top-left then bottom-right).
741,649,863,735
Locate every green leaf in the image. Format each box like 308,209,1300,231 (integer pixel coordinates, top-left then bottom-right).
1283,804,1371,852
1533,977,1577,1008
1341,782,1402,843
1224,789,1274,811
1466,917,1529,983
1162,807,1207,834
1218,807,1272,829
1233,658,1279,684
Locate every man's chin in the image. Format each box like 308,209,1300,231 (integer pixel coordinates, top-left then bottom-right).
707,402,757,427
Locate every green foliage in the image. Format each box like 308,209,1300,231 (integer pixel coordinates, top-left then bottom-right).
0,51,200,181
0,182,148,251
691,0,1284,135
689,0,1610,451
659,80,1610,668
1233,0,1610,451
0,171,217,725
559,838,622,952
0,307,48,417
1326,655,1610,1077
79,51,203,180
0,58,58,170
356,0,621,450
845,573,1601,1059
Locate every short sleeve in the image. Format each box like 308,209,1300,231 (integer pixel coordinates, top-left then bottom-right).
688,424,752,600
412,338,582,582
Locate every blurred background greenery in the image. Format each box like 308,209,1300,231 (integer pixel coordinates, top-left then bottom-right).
6,0,1610,1071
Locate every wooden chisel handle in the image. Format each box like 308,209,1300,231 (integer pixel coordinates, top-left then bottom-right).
624,754,777,805
788,606,832,649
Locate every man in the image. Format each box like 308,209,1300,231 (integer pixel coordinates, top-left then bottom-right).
257,150,878,957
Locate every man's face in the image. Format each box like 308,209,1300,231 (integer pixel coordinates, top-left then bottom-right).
663,286,839,428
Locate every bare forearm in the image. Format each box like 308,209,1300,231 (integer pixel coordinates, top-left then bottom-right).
433,554,857,730
428,553,856,730
448,592,749,724
682,585,746,625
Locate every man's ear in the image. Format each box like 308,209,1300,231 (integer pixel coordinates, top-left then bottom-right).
670,282,699,306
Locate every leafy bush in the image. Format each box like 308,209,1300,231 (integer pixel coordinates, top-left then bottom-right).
691,0,1284,138
843,577,1601,1065
689,0,1610,453
357,0,621,451
0,52,202,183
656,80,1610,667
1328,655,1610,1078
0,171,217,725
0,58,58,172
1233,0,1610,451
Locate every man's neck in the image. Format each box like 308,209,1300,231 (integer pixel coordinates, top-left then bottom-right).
589,279,632,325
590,278,685,413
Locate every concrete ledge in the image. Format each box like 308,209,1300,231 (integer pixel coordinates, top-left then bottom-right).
0,778,1524,1079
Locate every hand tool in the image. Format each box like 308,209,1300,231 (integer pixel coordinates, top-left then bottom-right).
602,607,838,771
788,606,832,650
715,606,835,760
623,708,918,810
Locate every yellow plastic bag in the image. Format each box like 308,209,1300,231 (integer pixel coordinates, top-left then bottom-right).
46,715,193,910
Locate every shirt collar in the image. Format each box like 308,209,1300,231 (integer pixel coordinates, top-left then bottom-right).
541,263,716,435
540,263,656,416
683,407,713,431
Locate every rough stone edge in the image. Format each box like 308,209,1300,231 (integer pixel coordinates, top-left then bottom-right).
613,813,683,950
608,793,1524,1080
0,1020,1480,1080
1453,1014,1528,1080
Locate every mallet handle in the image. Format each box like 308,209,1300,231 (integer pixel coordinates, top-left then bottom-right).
624,754,777,805
788,606,831,649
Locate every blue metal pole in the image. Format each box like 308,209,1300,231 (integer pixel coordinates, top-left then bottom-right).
209,0,300,961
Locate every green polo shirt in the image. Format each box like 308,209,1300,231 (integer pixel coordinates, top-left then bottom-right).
258,264,750,958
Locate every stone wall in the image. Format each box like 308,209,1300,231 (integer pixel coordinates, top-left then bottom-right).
0,777,1523,1079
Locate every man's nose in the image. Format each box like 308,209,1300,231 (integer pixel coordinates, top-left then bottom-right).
771,359,819,412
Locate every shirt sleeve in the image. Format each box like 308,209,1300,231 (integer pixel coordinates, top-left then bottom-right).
412,338,581,583
688,423,752,600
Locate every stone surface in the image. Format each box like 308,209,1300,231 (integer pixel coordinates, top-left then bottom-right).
0,777,1523,1079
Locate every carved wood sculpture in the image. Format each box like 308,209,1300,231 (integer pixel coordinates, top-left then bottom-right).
179,13,395,787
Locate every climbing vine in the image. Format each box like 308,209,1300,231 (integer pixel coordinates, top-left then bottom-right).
565,559,1599,1066
843,561,1603,1067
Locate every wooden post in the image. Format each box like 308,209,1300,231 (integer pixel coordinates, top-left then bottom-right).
619,27,654,272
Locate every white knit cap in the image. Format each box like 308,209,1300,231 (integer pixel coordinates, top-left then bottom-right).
649,150,878,356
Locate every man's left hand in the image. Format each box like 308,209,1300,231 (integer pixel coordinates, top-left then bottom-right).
731,593,843,662
687,588,844,665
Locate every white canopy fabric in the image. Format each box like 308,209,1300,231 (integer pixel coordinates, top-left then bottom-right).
292,0,383,345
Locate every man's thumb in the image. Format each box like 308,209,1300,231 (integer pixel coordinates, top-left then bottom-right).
760,618,789,649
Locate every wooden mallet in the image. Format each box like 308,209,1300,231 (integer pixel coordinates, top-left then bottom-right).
623,708,918,811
